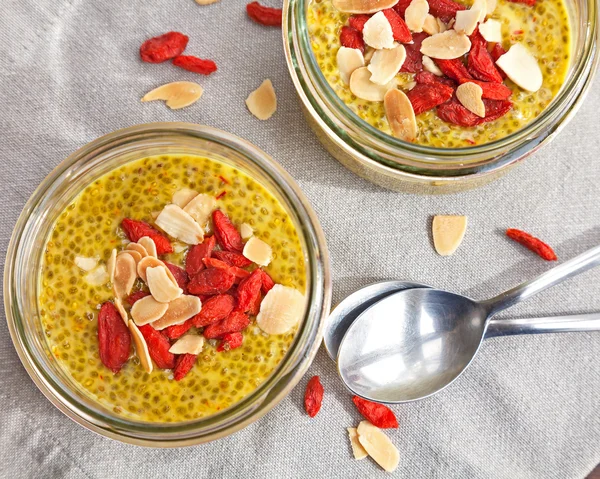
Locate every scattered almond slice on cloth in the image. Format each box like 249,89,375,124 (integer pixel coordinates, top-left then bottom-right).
356,421,400,472
107,248,117,283
350,67,394,101
138,237,157,257
146,266,183,303
456,82,485,117
141,81,203,110
172,188,199,208
131,295,170,326
496,43,543,92
384,89,417,142
126,242,148,258
454,9,481,35
151,295,202,330
128,320,153,373
363,11,395,49
332,0,401,14
195,0,220,4
432,215,468,256
243,236,273,266
114,297,129,325
74,256,98,272
348,427,369,460
422,14,440,35
479,19,502,42
257,285,305,335
337,47,365,85
240,223,254,240
246,79,277,120
169,334,205,355
421,30,471,59
471,0,487,22
156,204,204,245
368,44,406,85
404,0,429,32
85,265,109,286
422,55,443,75
183,193,217,226
113,252,137,298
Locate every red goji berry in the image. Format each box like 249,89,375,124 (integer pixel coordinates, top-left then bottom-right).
121,218,173,255
216,332,244,352
164,318,194,340
173,353,197,381
138,324,176,370
172,55,217,75
260,269,275,294
490,43,508,79
393,0,413,17
248,291,262,316
468,31,503,83
213,251,253,268
246,1,282,26
212,210,244,253
352,396,398,428
482,98,513,121
185,236,216,276
188,267,236,296
236,269,263,313
348,14,371,32
382,8,412,43
232,267,251,285
427,0,466,22
304,376,324,418
203,257,231,270
192,294,236,327
97,302,131,374
203,311,250,339
164,262,189,294
126,290,151,306
339,26,365,53
437,97,482,126
400,32,428,73
415,71,457,88
140,32,189,64
434,58,473,82
406,83,454,115
460,79,512,100
506,229,557,261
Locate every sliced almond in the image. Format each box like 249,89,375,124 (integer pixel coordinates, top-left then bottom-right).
126,242,148,258
486,0,497,15
172,188,200,209
337,47,366,85
131,295,170,326
432,215,468,256
183,193,217,226
120,249,142,268
155,204,204,245
332,0,400,14
363,46,376,64
471,0,487,22
422,14,440,35
146,266,183,303
456,82,485,117
257,285,305,335
420,30,471,59
496,43,542,92
245,79,277,120
113,253,137,299
362,11,395,50
404,0,429,33
356,421,400,473
454,9,481,35
479,19,502,42
137,237,157,258
437,18,448,32
128,320,153,373
84,265,109,286
151,295,202,330
107,248,117,283
114,297,129,325
240,223,254,240
169,334,205,355
74,256,98,272
350,67,393,102
137,256,164,283
242,236,273,266
368,44,406,85
141,81,203,110
422,55,443,76
348,427,369,460
384,89,417,142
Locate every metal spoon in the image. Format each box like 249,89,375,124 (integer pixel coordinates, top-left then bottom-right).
338,244,600,403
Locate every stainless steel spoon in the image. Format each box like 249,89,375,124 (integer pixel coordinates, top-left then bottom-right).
338,245,600,403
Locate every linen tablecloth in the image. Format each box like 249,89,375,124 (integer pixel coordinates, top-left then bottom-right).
1,1,599,477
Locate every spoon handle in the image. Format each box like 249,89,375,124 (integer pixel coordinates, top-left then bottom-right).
486,313,600,337
483,244,600,316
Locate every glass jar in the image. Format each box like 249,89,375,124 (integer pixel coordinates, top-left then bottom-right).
3,123,331,446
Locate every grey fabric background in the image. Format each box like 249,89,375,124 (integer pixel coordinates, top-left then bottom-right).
0,0,599,477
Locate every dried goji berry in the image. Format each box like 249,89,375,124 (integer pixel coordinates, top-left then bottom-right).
490,43,508,79
192,294,236,327
437,98,482,126
482,98,512,121
172,55,217,75
164,318,194,340
427,0,466,22
415,71,457,88
400,32,428,73
164,262,189,294
188,267,236,296
203,311,250,339
339,26,365,53
382,8,412,43
468,31,503,83
260,270,275,294
185,236,216,276
173,353,197,381
393,0,413,17
352,396,398,428
304,376,324,418
348,14,371,32
203,257,231,270
406,83,454,115
460,79,512,100
126,290,151,306
236,269,263,313
246,1,282,26
213,251,253,268
121,218,173,255
138,324,176,370
212,210,244,253
434,58,472,82
232,267,251,285
140,32,189,64
248,291,262,316
506,229,557,261
97,302,131,374
216,332,244,352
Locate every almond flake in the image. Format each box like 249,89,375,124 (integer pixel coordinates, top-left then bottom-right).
420,30,471,59
368,44,406,85
456,82,485,117
363,46,376,64
169,334,205,355
138,237,157,258
432,215,468,256
120,249,142,267
243,236,273,266
384,88,417,142
107,248,117,283
348,427,369,460
486,0,497,15
74,256,98,272
113,252,137,299
471,0,487,22
479,19,502,42
422,55,443,75
405,0,429,32
128,320,153,373
114,297,129,325
363,11,395,49
146,266,183,303
356,421,400,473
131,294,169,326
437,17,448,32
495,43,542,92
155,204,204,245
240,223,254,240
84,265,109,286
350,67,393,101
137,256,178,286
337,47,366,85
172,188,199,208
422,14,440,35
454,9,481,35
332,0,400,14
141,81,203,110
151,295,202,330
183,193,217,226
257,285,305,335
126,242,148,258
246,79,277,120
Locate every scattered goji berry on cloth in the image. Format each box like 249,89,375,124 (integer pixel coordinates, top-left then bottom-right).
382,8,412,43
304,376,324,418
427,0,466,22
172,55,217,75
352,396,399,428
434,58,473,82
188,267,237,295
236,269,263,313
164,318,194,340
138,324,176,369
407,83,454,115
164,261,189,294
203,311,250,339
126,290,151,306
121,218,173,255
340,26,365,52
246,1,282,26
260,269,275,294
400,32,428,73
212,210,244,253
173,353,197,381
186,235,216,276
140,32,189,64
506,229,557,261
216,332,244,352
213,251,253,268
192,294,236,327
97,302,131,374
348,14,371,32
468,31,504,83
